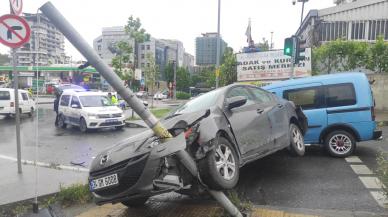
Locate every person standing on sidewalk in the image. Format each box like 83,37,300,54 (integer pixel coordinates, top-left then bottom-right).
54,92,60,126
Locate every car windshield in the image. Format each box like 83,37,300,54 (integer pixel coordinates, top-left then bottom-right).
79,95,113,107
172,88,223,114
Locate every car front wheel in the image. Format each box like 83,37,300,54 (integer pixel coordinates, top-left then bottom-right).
57,115,67,129
325,130,355,158
79,117,88,133
288,123,305,156
199,137,239,190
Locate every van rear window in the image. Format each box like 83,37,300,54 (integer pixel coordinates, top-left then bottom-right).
326,83,356,107
0,91,10,100
284,87,321,110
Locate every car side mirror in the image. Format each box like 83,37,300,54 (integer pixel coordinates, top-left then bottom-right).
226,96,247,110
71,104,80,109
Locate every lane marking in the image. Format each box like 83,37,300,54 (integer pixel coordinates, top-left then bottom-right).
0,154,89,173
345,156,362,163
350,164,374,175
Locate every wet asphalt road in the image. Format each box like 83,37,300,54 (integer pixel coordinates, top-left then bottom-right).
0,104,146,167
0,105,387,214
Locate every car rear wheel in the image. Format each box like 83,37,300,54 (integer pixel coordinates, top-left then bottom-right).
115,126,124,130
57,115,67,129
121,197,148,208
79,117,88,133
28,107,34,117
198,137,239,190
325,130,355,158
288,123,305,156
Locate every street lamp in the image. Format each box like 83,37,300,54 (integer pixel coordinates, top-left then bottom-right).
293,0,309,25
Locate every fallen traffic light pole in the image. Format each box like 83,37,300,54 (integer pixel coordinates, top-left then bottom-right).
39,2,242,217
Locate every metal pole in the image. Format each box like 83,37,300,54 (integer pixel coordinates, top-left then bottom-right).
173,45,177,100
13,48,22,174
40,2,169,137
270,31,274,50
300,0,306,25
215,0,221,88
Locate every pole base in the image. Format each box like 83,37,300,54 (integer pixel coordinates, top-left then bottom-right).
20,208,54,217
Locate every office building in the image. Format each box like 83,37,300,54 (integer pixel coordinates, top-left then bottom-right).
195,33,227,66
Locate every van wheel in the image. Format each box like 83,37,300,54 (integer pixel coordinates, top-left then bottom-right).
324,130,356,158
198,137,239,190
28,107,34,117
288,123,305,156
79,117,88,133
58,115,67,129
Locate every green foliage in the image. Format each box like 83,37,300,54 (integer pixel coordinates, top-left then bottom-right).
144,53,159,93
176,67,191,91
111,41,134,81
125,15,150,43
0,53,10,66
313,38,388,74
219,48,237,86
256,37,270,52
57,183,92,207
150,108,172,118
176,91,191,99
376,151,388,197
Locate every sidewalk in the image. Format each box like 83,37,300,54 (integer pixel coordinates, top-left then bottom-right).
0,158,88,206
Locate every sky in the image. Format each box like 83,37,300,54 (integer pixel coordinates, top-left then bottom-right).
0,0,335,61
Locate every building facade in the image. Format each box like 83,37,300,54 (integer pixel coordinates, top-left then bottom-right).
297,0,388,47
195,33,227,66
93,26,135,66
16,13,66,66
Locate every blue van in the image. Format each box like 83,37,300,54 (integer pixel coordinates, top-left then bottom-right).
263,73,382,157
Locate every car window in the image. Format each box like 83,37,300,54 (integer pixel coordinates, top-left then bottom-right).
60,95,71,106
173,88,224,114
284,87,323,110
326,83,356,107
71,96,81,107
0,91,10,100
226,87,255,106
79,95,112,107
21,93,28,101
249,87,272,103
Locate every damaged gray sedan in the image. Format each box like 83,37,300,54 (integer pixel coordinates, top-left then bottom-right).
88,84,308,207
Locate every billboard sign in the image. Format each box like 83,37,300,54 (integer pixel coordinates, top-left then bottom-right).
236,48,311,81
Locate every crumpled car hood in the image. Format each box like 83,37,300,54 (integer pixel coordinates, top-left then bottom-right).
90,109,209,172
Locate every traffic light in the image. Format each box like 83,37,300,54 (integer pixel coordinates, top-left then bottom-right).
295,37,307,64
284,37,294,56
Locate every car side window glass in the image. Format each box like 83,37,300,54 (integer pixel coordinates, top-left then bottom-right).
284,87,323,110
226,87,255,106
71,96,81,107
60,95,70,106
326,83,356,107
249,87,272,103
21,93,28,101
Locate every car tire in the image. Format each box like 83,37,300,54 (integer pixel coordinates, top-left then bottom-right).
28,107,34,117
324,130,356,158
115,126,124,130
121,197,148,208
198,137,239,190
79,117,88,133
288,123,305,156
57,115,67,129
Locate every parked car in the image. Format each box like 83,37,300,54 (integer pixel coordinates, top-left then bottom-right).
153,90,168,100
57,89,126,132
263,72,382,157
0,88,36,117
135,91,148,98
88,84,307,207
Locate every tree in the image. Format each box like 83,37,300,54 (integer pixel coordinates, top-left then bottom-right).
219,48,237,86
367,36,388,73
176,67,191,92
111,41,134,83
0,53,10,66
256,38,269,51
144,53,159,107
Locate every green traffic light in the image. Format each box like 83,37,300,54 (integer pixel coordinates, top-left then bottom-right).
285,47,291,54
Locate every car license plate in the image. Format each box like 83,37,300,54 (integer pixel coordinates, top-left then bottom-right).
105,119,118,123
90,174,118,191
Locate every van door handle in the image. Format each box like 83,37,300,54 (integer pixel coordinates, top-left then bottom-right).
277,104,284,108
257,109,264,114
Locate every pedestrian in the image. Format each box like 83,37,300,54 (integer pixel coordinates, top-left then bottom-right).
108,92,118,105
54,92,60,126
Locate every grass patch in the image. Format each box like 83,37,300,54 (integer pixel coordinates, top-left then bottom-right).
376,151,388,198
57,183,93,207
127,108,172,121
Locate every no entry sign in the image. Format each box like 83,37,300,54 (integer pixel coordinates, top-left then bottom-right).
0,14,31,48
9,0,23,16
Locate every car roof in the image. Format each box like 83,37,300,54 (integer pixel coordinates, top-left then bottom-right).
0,88,28,93
61,89,106,96
263,72,367,90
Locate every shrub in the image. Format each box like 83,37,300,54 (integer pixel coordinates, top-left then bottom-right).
376,151,388,197
176,91,191,100
57,183,92,207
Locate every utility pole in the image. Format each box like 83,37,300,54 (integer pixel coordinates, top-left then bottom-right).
13,48,22,174
215,0,221,88
173,44,178,100
270,31,274,50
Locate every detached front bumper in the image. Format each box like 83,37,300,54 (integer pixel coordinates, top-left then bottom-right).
89,133,187,205
373,130,383,140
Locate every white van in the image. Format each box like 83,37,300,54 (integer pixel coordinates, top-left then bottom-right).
57,89,126,132
0,88,36,117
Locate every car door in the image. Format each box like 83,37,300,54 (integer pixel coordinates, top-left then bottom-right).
20,92,30,113
68,95,82,125
224,86,271,157
249,87,288,149
283,84,326,144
